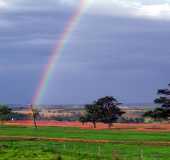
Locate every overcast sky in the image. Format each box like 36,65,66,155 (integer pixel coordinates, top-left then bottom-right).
0,0,170,104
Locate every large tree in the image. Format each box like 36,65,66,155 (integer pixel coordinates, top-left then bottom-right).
96,96,124,128
80,96,124,128
144,83,170,121
0,105,12,125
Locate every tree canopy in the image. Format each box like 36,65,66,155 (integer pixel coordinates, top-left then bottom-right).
144,83,170,121
96,96,124,127
80,96,124,128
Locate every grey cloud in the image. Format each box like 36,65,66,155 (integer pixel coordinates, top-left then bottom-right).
0,2,170,104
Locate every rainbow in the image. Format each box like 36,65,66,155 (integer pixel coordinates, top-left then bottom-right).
32,0,87,105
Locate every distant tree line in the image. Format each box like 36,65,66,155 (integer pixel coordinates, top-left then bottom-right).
0,104,39,128
0,105,30,122
1,82,170,128
0,105,12,125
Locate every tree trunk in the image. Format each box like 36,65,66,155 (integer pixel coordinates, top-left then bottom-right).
33,116,37,129
93,121,96,128
108,123,113,129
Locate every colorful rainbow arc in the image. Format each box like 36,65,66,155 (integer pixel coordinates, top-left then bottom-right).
32,0,87,105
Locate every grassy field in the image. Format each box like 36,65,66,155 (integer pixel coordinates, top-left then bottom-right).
1,126,170,159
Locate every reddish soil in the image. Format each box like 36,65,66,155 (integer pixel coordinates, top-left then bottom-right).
5,120,170,132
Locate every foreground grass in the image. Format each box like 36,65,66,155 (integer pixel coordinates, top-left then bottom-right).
1,126,170,159
1,141,170,160
0,141,111,160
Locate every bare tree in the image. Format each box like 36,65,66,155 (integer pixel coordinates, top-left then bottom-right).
30,105,39,129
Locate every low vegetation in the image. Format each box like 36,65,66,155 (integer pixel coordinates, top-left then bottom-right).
0,105,12,125
1,83,170,159
1,126,170,159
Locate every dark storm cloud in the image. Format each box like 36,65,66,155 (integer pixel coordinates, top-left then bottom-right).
0,1,170,104
46,16,170,104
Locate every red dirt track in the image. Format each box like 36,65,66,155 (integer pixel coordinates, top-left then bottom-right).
5,120,170,132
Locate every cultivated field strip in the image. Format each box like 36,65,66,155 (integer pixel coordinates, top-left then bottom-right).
1,136,170,146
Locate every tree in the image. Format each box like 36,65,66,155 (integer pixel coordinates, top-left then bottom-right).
79,116,88,125
83,104,102,128
144,83,170,121
96,96,124,128
30,105,39,129
81,96,124,128
0,105,12,125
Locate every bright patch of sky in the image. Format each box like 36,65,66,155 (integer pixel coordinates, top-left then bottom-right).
1,0,170,19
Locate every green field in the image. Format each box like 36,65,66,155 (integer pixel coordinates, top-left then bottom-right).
1,126,170,160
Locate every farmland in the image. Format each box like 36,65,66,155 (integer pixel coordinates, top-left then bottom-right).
1,125,170,159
